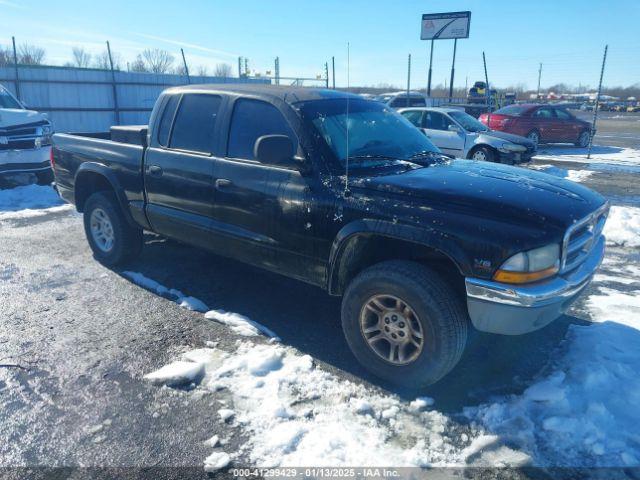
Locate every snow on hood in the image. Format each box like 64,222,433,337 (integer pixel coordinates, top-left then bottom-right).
0,108,47,128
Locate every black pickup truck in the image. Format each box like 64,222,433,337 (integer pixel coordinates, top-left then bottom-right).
52,85,608,387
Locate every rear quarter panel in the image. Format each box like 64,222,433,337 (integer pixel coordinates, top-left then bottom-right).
52,133,145,207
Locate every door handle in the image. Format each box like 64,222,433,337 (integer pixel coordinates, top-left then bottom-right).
148,165,163,177
215,178,232,190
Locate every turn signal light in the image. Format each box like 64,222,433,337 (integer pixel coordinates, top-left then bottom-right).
493,265,558,284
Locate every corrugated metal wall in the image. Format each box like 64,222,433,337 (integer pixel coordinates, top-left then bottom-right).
0,65,269,132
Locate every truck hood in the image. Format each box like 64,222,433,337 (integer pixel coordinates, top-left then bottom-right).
358,159,605,230
0,108,47,128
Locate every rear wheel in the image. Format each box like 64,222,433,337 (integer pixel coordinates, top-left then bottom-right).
83,191,143,266
575,130,590,148
469,146,495,162
526,130,540,147
341,261,468,388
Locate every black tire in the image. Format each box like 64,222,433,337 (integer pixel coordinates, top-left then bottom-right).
468,145,496,163
83,191,143,266
36,169,54,186
341,260,468,388
575,130,590,148
526,130,540,147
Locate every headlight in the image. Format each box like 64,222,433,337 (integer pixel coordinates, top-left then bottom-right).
493,244,560,284
498,143,527,153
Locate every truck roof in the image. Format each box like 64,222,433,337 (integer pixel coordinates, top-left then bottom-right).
163,84,360,105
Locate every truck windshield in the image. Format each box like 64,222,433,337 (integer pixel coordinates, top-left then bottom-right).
449,111,489,132
298,98,441,171
0,87,23,109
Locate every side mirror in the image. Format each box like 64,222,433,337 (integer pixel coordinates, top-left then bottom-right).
448,124,462,133
254,135,297,168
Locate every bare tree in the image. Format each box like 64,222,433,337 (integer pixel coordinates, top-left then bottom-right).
18,43,45,65
196,65,209,77
0,45,13,66
129,54,148,72
174,64,188,76
214,63,232,78
141,49,174,74
71,47,92,68
94,50,121,70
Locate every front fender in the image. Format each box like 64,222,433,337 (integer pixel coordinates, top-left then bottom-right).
327,219,472,294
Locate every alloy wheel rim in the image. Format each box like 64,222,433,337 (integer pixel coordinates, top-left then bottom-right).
90,208,115,253
359,294,424,365
472,150,486,161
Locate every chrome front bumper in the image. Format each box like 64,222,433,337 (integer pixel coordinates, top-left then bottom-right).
464,235,605,335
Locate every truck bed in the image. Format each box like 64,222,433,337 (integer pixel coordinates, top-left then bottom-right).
52,126,148,211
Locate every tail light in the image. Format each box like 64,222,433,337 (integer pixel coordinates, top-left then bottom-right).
49,147,55,170
479,114,488,124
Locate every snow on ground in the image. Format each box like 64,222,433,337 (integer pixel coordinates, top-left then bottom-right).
123,271,278,339
534,146,640,173
142,199,640,471
527,164,594,182
604,206,640,248
0,184,72,221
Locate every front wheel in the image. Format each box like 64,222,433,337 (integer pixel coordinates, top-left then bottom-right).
341,261,468,388
83,191,143,266
469,146,496,162
575,130,590,148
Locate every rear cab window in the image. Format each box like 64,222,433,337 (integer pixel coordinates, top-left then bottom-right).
494,105,529,116
169,94,222,154
227,99,298,162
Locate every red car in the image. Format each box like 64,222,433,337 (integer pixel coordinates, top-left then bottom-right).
478,104,593,147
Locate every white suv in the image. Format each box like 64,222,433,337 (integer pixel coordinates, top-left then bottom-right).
1,84,54,184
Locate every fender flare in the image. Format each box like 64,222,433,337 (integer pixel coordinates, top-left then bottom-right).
326,219,470,295
74,162,137,227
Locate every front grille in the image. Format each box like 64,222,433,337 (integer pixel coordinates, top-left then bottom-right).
0,127,37,137
561,204,609,273
0,139,36,150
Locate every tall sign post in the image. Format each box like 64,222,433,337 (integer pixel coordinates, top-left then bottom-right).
421,11,470,99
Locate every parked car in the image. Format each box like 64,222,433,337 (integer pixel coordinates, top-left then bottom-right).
627,104,640,113
478,104,593,147
0,84,54,184
373,91,427,108
398,107,536,164
51,85,608,387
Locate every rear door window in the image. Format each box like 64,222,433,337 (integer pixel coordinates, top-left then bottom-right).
409,97,426,107
401,110,424,127
534,107,556,119
424,111,453,131
555,109,572,120
169,94,222,154
157,95,180,147
227,99,298,161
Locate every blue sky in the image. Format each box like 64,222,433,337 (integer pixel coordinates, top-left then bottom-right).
2,0,639,90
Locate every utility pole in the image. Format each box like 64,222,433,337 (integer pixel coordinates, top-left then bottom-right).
106,41,120,125
427,40,434,96
536,63,542,101
324,62,329,88
483,51,491,125
274,57,280,85
332,56,336,89
588,45,608,160
238,57,242,78
406,54,411,107
11,36,20,101
449,39,457,100
180,48,190,83
244,58,249,77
